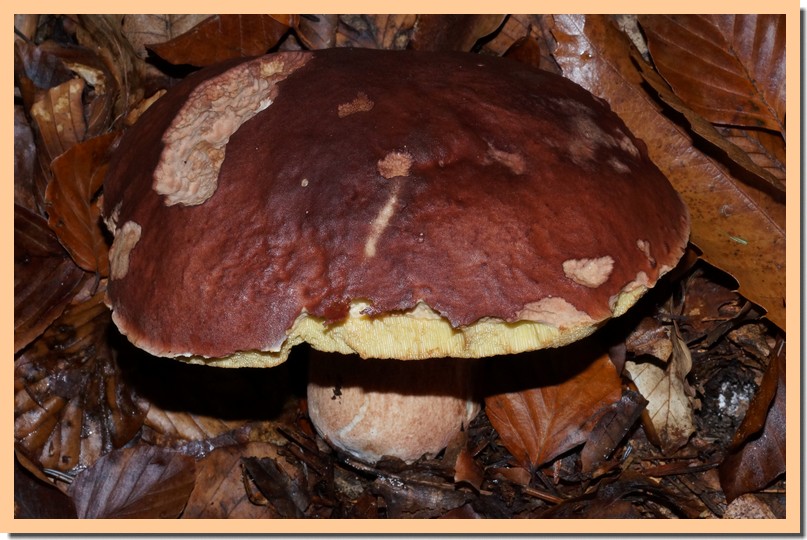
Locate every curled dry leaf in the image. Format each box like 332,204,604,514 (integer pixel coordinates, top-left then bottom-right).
183,443,282,518
45,131,120,275
73,15,153,122
548,14,786,331
14,289,148,473
29,77,87,162
294,14,339,50
580,390,647,474
719,341,786,503
336,15,417,49
36,40,118,138
68,445,196,518
147,15,293,67
121,14,211,58
14,204,86,353
639,15,785,137
625,317,673,362
484,347,623,469
624,323,696,454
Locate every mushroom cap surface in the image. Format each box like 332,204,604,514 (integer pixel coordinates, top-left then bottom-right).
103,48,690,366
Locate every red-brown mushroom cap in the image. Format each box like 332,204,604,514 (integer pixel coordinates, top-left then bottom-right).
103,48,689,367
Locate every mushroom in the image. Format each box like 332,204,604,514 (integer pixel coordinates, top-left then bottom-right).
102,48,690,464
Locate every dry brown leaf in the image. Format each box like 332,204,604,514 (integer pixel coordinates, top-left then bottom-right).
634,45,786,195
485,348,622,469
68,445,196,518
14,456,77,518
336,15,417,49
35,40,118,138
73,15,155,122
121,14,211,58
144,409,246,446
14,205,86,353
147,15,292,67
14,106,38,212
183,442,284,518
715,125,786,187
580,390,647,474
45,131,119,275
409,15,506,51
548,14,785,331
624,317,673,362
15,289,148,473
624,324,695,454
294,14,338,49
719,341,786,502
639,15,785,136
29,77,86,161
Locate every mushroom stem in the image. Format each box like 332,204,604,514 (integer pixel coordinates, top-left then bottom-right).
306,351,480,464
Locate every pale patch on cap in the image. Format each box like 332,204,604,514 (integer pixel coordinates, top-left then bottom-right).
563,256,615,288
109,221,142,280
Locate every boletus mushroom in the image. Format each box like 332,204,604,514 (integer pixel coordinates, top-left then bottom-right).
103,48,690,465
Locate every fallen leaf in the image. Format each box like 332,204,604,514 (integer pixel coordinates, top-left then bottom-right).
294,14,339,49
719,341,786,502
29,77,86,161
409,15,506,51
147,15,292,67
624,323,696,454
549,14,785,331
14,106,38,211
14,456,77,519
73,15,156,121
624,317,673,362
36,40,118,138
183,443,280,518
15,289,148,473
14,204,86,353
370,475,471,518
633,42,785,195
580,390,647,474
540,471,697,518
639,15,785,136
121,14,211,58
68,445,196,518
723,493,778,519
45,131,119,275
242,453,309,517
484,346,623,469
336,15,417,49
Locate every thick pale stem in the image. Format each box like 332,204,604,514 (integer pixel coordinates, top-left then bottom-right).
306,351,480,464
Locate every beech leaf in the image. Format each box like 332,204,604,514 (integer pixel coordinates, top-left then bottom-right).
336,15,418,49
14,204,86,353
147,15,292,67
624,323,696,454
639,15,785,136
548,14,785,331
121,14,211,58
294,14,339,50
15,289,148,473
485,347,623,469
29,77,87,161
68,445,196,518
183,443,281,518
45,131,119,275
719,341,786,502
